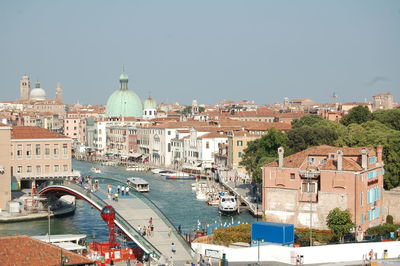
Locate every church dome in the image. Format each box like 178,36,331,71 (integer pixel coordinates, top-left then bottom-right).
30,81,46,101
105,72,143,117
143,97,157,110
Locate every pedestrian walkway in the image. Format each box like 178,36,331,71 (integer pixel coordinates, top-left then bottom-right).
39,179,194,264
218,170,263,217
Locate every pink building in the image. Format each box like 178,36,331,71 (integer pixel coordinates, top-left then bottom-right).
262,145,384,238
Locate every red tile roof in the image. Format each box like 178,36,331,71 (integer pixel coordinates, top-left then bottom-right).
11,126,68,139
265,145,375,170
0,235,94,266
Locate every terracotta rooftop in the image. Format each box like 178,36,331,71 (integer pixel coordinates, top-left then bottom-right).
12,126,68,139
0,235,94,266
265,145,376,170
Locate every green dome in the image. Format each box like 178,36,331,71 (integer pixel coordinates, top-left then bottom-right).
105,73,143,117
143,97,157,109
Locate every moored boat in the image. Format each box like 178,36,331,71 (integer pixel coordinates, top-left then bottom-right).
90,167,101,174
166,174,196,180
218,194,238,215
127,177,150,192
126,165,148,171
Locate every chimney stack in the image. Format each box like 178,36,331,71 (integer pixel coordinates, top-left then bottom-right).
361,148,368,170
337,150,343,171
278,147,284,168
377,145,383,163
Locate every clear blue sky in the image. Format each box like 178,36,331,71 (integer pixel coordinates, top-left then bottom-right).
1,1,399,105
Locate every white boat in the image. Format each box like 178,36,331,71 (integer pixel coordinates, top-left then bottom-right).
218,194,238,215
126,165,148,171
127,177,150,192
90,167,101,174
159,170,177,176
151,168,164,174
196,189,208,201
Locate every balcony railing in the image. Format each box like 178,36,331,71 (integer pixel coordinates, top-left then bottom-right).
17,170,81,180
298,192,318,203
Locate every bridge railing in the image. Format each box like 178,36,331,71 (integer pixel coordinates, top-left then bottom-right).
95,176,195,257
38,180,163,261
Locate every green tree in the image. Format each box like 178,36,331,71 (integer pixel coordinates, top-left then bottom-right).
340,105,372,126
326,208,354,243
240,128,288,184
287,126,339,153
373,109,400,131
335,120,400,189
291,115,325,129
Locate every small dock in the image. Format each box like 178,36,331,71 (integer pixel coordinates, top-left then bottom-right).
218,170,263,217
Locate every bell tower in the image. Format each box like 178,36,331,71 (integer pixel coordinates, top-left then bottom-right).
55,83,63,103
20,75,31,101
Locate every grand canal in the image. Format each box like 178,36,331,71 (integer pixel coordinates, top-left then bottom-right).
0,160,255,242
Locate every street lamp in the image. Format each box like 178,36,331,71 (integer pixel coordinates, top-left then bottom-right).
48,205,51,242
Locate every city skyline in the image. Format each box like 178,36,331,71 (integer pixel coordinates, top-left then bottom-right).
1,1,399,105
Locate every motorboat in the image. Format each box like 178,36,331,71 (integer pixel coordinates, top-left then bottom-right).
126,165,148,171
90,167,101,174
159,170,177,176
127,177,150,192
151,168,164,174
218,194,238,215
166,174,196,180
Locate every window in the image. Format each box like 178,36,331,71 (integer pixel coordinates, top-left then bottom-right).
290,173,295,179
308,157,315,163
54,144,59,158
63,165,68,172
237,140,243,146
361,191,364,207
27,166,32,173
369,156,377,164
36,165,41,174
17,166,22,173
26,144,32,159
45,144,50,158
361,214,365,224
17,145,23,159
238,152,242,158
54,165,59,172
63,144,68,157
167,131,171,135
206,142,210,149
302,182,317,193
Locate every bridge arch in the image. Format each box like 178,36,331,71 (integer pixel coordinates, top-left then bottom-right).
39,181,163,261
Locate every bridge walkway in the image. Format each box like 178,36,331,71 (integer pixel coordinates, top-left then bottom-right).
39,179,194,264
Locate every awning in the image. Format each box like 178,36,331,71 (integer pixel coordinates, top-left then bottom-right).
129,152,143,158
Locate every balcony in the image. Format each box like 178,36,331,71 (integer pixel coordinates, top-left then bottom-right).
299,170,320,178
298,192,318,203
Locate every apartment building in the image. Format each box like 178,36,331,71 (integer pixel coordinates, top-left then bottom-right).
0,124,12,210
10,126,79,190
262,145,384,238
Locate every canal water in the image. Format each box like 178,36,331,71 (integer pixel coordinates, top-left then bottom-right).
0,160,255,242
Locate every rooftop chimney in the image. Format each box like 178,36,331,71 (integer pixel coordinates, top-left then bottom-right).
377,145,383,164
278,147,284,168
337,150,343,171
361,148,368,170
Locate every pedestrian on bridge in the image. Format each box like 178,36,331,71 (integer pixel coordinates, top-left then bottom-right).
121,186,125,195
126,186,129,195
171,242,176,254
117,185,121,194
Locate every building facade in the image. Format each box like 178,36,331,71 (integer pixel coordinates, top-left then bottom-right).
10,126,79,190
262,145,385,238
